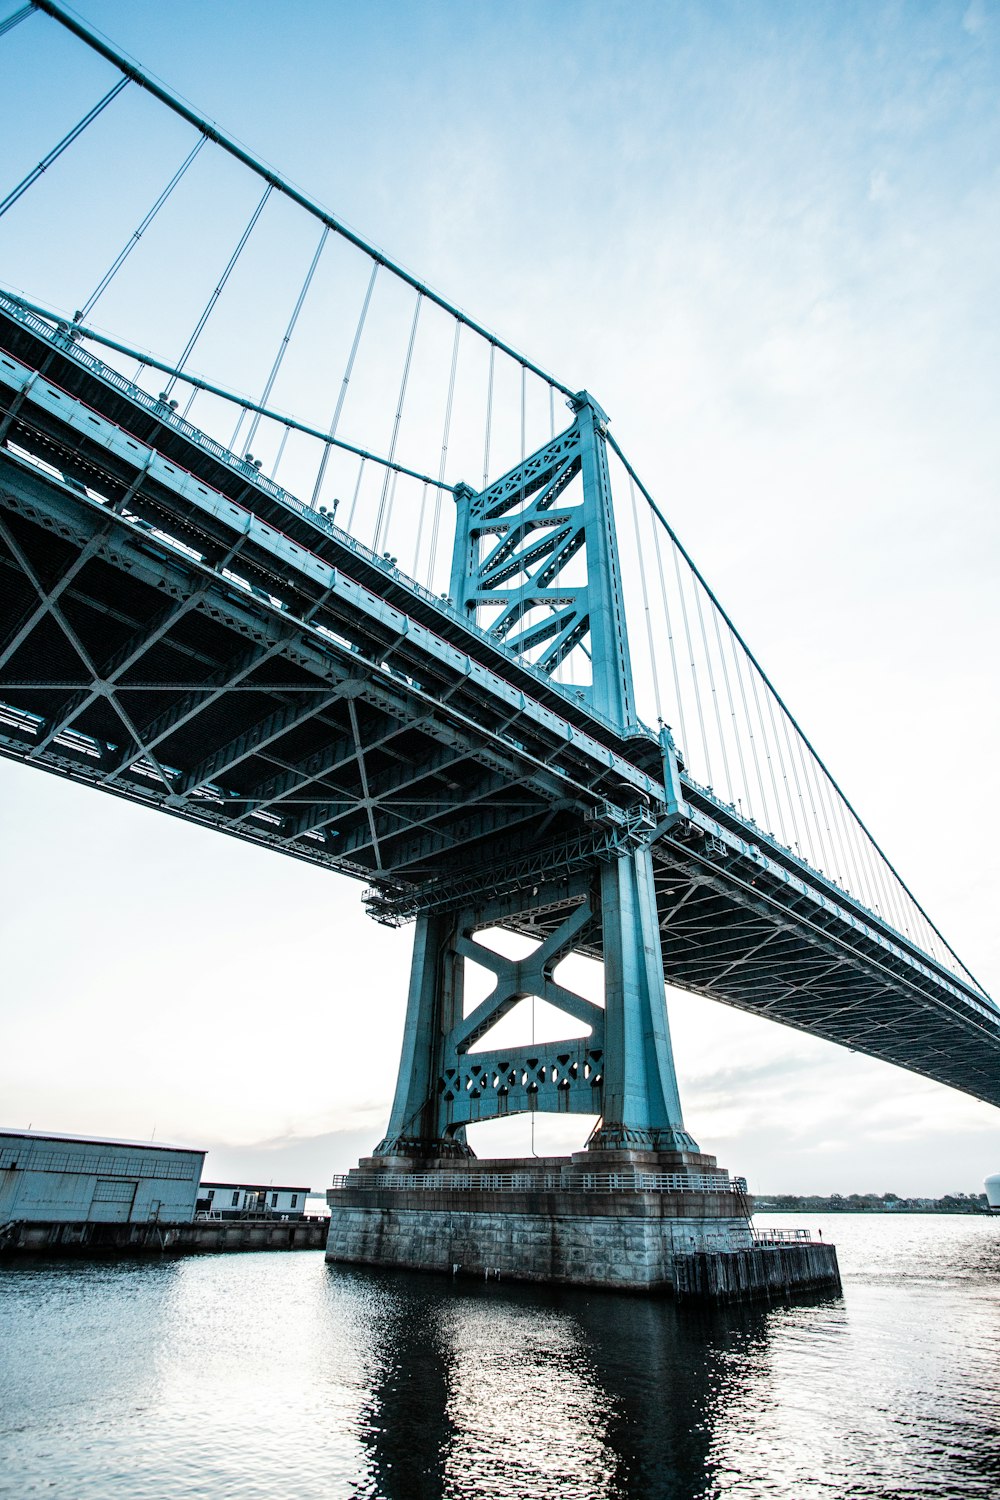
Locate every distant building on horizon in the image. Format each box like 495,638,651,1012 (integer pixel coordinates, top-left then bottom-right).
986,1175,1000,1212
0,1128,204,1225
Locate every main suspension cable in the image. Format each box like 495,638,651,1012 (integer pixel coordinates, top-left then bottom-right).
609,431,987,991
31,0,574,399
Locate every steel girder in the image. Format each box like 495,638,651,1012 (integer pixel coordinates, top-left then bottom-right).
1,302,998,1124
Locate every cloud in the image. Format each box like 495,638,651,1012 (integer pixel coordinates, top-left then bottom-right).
963,2,988,38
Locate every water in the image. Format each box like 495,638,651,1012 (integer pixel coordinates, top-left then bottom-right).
1,1214,998,1499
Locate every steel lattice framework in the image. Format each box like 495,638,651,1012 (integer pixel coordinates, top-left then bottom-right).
0,0,996,1156
0,297,997,1136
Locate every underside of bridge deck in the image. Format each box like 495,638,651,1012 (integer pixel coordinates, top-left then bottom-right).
1,301,998,1118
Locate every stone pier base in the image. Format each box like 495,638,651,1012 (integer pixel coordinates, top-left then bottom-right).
326,1148,792,1295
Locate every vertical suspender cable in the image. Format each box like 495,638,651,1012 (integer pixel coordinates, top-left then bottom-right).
870,835,904,929
310,259,379,509
80,137,206,320
826,779,867,908
549,384,555,440
777,702,811,862
765,688,803,857
627,473,662,721
270,423,292,482
810,757,844,887
715,609,751,818
234,224,328,454
482,344,495,490
411,481,430,580
374,292,422,550
730,628,768,825
653,522,689,759
346,455,367,532
0,76,130,219
164,183,272,398
605,433,988,994
748,665,787,844
843,803,878,913
673,546,713,788
822,771,860,900
694,583,733,804
795,738,830,876
836,785,876,911
381,468,402,554
423,319,461,588
0,5,35,38
849,798,885,914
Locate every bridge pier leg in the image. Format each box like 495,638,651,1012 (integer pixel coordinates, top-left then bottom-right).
373,846,697,1159
590,847,698,1153
375,911,474,1159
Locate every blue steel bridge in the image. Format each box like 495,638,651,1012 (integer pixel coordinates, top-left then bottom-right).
0,0,996,1153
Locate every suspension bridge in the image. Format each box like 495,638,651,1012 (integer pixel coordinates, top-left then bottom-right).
0,3,995,1285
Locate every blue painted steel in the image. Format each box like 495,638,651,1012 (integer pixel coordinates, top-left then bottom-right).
382,405,697,1153
450,392,635,724
1,281,997,1129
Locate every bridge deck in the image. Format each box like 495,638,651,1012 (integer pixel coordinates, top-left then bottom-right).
1,299,997,1111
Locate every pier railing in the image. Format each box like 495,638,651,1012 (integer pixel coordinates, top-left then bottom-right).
328,1170,740,1195
752,1226,815,1244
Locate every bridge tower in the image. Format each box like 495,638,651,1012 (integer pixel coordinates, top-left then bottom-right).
375,392,696,1157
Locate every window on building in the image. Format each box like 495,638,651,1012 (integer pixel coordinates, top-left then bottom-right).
291,1194,298,1208
232,1190,240,1207
207,1189,215,1201
271,1192,278,1208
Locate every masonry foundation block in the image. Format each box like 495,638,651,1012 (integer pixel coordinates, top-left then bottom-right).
325,1150,841,1298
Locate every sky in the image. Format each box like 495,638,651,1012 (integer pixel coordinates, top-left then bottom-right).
0,0,998,1197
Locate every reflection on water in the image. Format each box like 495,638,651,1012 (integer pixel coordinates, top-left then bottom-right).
0,1215,998,1499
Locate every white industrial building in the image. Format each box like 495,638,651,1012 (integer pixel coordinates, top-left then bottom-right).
197,1181,310,1219
0,1129,205,1225
986,1174,1000,1212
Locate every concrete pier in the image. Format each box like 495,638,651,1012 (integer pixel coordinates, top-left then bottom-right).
0,1216,327,1258
326,1149,839,1299
674,1240,842,1302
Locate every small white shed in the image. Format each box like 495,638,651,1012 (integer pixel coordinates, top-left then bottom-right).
197,1182,310,1219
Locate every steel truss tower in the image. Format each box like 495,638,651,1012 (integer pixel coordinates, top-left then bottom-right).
377,394,697,1156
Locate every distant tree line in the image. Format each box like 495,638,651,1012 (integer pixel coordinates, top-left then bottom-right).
754,1191,991,1214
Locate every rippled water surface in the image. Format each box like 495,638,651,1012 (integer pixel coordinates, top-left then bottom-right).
1,1214,998,1499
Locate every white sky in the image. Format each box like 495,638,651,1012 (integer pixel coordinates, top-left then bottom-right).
0,0,997,1196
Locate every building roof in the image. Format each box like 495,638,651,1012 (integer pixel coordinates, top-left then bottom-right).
201,1181,311,1193
0,1127,204,1155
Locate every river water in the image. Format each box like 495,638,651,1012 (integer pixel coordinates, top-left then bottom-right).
1,1213,998,1499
